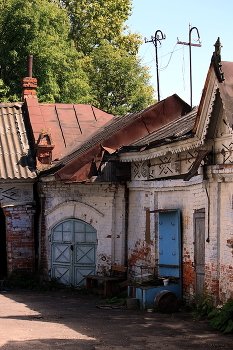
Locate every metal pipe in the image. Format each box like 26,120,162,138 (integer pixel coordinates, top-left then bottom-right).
27,55,33,78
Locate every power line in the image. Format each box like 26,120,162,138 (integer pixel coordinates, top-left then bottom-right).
159,43,178,71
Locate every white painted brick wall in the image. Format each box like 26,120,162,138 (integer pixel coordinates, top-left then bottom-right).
127,174,233,303
38,180,126,278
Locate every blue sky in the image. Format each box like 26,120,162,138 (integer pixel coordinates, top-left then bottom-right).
127,0,233,106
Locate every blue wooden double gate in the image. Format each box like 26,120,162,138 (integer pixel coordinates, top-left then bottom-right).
51,219,97,287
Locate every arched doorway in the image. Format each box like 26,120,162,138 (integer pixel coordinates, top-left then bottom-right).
51,219,97,287
0,208,7,277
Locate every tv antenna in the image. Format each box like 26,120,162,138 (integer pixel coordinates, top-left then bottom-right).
177,24,201,108
145,30,166,102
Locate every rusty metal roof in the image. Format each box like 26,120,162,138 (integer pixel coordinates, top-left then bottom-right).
53,103,154,167
25,98,115,161
218,62,233,125
126,107,197,148
52,94,191,182
0,102,36,180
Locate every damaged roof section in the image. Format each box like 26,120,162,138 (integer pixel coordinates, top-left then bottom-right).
52,94,191,183
25,98,115,161
0,103,36,180
123,107,198,151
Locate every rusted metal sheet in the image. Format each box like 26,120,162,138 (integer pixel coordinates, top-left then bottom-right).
129,107,197,148
101,94,190,151
0,103,36,179
218,61,233,126
55,95,191,183
55,144,104,183
25,98,115,162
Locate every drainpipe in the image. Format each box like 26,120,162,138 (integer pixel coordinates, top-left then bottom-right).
124,183,129,267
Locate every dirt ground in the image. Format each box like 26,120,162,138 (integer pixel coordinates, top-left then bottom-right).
0,288,233,350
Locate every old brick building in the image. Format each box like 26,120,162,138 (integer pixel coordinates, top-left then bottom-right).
1,40,233,306
0,102,36,277
118,39,233,305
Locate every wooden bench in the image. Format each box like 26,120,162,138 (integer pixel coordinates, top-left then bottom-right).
84,265,127,297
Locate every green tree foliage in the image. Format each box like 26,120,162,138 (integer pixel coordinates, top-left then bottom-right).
84,42,154,115
63,0,133,55
0,0,155,113
58,0,155,114
0,0,92,103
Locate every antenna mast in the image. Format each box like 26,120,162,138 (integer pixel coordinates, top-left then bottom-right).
145,30,166,102
177,24,201,108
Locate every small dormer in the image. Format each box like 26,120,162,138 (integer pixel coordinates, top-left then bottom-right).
36,132,54,165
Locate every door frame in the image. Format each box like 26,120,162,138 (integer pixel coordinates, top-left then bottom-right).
51,218,97,287
193,208,206,295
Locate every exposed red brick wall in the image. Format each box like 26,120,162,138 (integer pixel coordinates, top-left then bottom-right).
38,195,48,276
22,77,37,100
127,239,156,279
128,239,152,268
205,262,233,304
4,205,35,275
182,248,195,300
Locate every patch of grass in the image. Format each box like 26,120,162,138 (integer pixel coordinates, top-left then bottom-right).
191,290,214,320
100,296,126,306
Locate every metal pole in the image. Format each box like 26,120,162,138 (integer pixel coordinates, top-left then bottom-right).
189,26,201,108
155,38,160,102
177,25,201,108
189,25,192,108
145,30,166,102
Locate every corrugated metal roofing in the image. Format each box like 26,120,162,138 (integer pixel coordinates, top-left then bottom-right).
0,103,36,180
127,107,198,147
54,94,191,168
53,94,191,182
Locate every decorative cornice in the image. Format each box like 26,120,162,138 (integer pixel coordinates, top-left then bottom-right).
127,175,204,190
195,73,218,141
120,136,206,162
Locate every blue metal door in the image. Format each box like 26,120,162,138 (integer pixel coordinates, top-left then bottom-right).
158,210,181,280
52,219,97,287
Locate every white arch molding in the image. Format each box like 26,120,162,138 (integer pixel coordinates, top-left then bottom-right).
46,200,104,232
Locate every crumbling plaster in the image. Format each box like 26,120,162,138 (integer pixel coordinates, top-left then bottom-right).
126,170,233,304
37,179,126,279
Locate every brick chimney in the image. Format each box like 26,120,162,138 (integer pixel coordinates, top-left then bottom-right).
22,55,37,100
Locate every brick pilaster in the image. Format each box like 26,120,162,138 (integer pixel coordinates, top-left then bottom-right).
3,205,36,276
